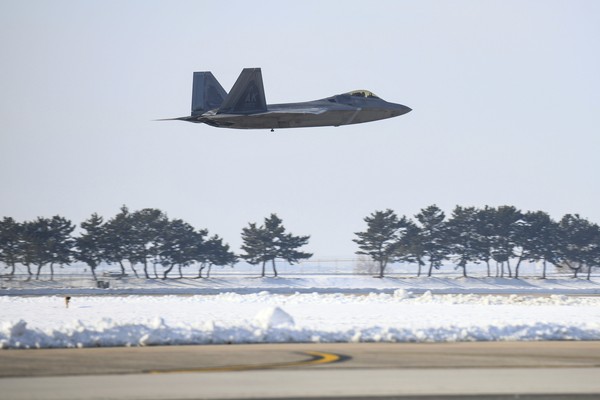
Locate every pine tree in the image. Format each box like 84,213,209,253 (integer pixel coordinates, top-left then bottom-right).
447,206,482,278
202,234,237,278
128,208,168,279
46,216,75,280
21,217,53,280
474,206,496,277
241,214,311,277
588,225,600,280
103,206,136,277
513,211,558,279
75,213,105,280
353,209,402,278
398,220,427,277
263,214,286,277
0,217,22,277
556,214,599,279
415,205,449,277
18,216,75,280
489,206,522,278
241,222,270,277
190,228,209,278
159,219,197,279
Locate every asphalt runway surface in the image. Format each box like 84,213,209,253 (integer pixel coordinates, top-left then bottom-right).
1,342,600,399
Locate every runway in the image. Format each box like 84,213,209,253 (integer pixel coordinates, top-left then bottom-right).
1,342,600,399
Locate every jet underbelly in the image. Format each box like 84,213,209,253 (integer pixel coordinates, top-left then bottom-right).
273,109,359,129
207,108,358,129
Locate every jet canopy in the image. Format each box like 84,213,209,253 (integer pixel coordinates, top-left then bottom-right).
345,90,380,99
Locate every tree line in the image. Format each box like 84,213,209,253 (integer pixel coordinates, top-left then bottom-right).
2,204,599,281
0,207,312,280
354,205,600,279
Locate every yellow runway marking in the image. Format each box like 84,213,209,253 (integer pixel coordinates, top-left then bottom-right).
147,351,343,374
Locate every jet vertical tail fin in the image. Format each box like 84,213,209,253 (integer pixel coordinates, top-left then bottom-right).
191,72,228,116
217,68,267,114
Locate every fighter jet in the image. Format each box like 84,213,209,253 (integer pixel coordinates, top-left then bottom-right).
167,68,411,131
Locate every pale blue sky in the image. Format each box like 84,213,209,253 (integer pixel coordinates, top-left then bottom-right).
1,0,599,258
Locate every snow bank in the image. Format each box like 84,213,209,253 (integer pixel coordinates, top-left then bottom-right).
1,292,599,349
254,306,295,329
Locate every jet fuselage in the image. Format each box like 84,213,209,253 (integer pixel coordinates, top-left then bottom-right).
195,94,411,129
169,68,411,130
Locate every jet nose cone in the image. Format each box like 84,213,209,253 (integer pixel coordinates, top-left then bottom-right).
391,103,412,117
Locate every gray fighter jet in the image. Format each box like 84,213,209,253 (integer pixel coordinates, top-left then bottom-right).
168,68,411,131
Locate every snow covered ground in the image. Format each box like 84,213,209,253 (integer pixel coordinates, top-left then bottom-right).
3,274,600,296
1,276,600,349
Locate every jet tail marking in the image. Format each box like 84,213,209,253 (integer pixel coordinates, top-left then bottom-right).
191,72,227,116
218,68,267,114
